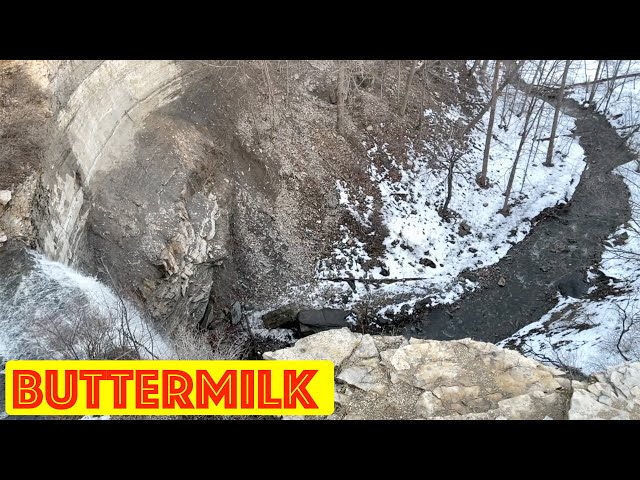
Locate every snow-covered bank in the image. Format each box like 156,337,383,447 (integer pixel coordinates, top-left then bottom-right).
499,161,640,374
567,61,640,154
293,67,585,318
497,61,640,375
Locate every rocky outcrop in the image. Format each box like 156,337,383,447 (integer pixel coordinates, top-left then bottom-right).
0,191,10,206
298,309,353,335
569,363,640,419
0,175,39,244
264,328,640,420
15,60,349,330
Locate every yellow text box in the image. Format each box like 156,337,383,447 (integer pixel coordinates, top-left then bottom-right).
5,360,334,416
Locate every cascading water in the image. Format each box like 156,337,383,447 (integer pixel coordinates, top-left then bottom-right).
0,246,173,362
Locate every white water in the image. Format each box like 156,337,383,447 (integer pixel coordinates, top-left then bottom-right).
0,250,173,361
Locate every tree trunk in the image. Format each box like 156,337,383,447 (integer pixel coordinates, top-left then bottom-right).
478,61,501,188
396,60,402,109
544,60,571,167
604,60,622,112
588,60,603,104
336,60,348,136
617,61,632,102
501,93,540,214
400,60,418,117
479,60,489,83
518,60,546,116
418,60,429,130
462,61,522,136
468,60,480,76
441,154,455,218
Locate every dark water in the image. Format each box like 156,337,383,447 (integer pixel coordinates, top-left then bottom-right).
402,100,634,342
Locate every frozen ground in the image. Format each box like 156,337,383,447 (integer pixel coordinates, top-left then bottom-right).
499,160,640,374
498,61,640,374
567,60,640,154
275,64,585,322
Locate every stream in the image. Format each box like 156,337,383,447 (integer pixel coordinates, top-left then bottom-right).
401,98,634,342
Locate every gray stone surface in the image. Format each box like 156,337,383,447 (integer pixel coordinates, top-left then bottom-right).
262,304,299,329
263,328,361,367
265,328,640,420
265,328,571,419
569,362,640,420
0,190,11,206
298,309,352,335
231,301,242,325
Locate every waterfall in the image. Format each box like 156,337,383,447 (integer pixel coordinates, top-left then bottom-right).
0,247,173,361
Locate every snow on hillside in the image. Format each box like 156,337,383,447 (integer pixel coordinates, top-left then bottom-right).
568,61,640,153
499,161,640,374
280,64,586,319
498,61,640,375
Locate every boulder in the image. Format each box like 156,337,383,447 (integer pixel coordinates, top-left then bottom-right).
419,257,436,268
265,329,640,420
263,328,361,367
0,190,11,207
569,362,640,420
556,269,588,298
266,328,573,420
298,308,353,335
231,301,242,325
262,304,299,329
457,221,471,237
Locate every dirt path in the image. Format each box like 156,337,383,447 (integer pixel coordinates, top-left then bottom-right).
401,99,634,342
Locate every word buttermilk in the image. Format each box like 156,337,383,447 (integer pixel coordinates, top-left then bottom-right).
5,360,334,416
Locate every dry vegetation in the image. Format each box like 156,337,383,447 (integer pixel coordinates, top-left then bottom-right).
0,61,48,191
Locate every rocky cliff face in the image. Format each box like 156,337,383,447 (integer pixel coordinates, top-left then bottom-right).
2,60,378,331
265,328,640,420
2,59,480,334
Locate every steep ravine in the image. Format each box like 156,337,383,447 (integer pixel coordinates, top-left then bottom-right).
401,99,634,342
14,60,353,332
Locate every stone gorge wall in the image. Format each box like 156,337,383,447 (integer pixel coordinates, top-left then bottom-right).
31,61,222,330
24,60,343,331
35,61,194,264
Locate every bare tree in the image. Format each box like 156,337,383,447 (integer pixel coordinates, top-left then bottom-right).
462,61,522,136
588,59,604,104
543,60,571,168
602,60,623,112
500,84,542,215
439,146,465,219
477,60,501,188
437,126,466,219
479,60,489,84
400,60,418,117
336,60,348,136
417,60,430,131
610,300,638,362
